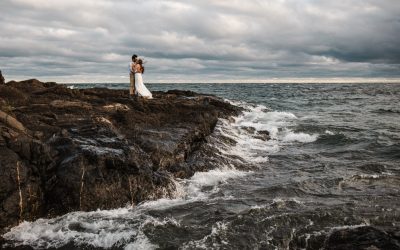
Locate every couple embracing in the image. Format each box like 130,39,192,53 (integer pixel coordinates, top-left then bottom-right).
129,54,152,99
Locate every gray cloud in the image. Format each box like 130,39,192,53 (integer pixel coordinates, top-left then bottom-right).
0,0,400,83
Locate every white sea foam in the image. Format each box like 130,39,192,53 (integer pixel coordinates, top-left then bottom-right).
3,208,185,250
219,101,319,165
124,233,158,250
329,223,369,230
189,168,248,187
250,204,268,210
3,166,251,249
272,197,304,204
185,168,249,199
282,132,318,143
3,208,138,249
138,168,250,211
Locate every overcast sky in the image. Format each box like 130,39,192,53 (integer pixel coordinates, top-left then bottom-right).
1,0,400,83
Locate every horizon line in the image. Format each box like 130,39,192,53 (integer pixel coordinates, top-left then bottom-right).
62,77,400,84
6,77,400,84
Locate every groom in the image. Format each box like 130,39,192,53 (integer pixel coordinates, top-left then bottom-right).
129,54,138,98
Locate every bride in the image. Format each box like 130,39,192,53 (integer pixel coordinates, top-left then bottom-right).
134,59,152,99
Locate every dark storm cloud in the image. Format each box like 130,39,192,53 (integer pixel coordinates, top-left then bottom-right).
0,0,399,82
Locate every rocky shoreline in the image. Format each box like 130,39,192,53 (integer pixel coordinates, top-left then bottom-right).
2,78,398,250
0,79,242,235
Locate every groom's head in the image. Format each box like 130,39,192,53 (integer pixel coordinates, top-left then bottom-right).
132,54,138,62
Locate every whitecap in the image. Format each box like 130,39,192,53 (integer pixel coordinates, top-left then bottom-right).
215,103,299,164
185,168,250,199
325,130,335,135
282,132,318,143
124,234,158,250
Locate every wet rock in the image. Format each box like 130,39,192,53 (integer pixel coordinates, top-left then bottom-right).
0,141,44,233
255,130,271,141
242,126,256,134
241,127,270,141
0,79,243,232
324,226,400,250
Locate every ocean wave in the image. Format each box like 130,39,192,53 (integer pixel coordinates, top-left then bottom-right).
282,131,318,143
373,108,400,114
124,233,157,250
249,198,305,212
3,208,139,249
221,101,319,163
325,130,335,135
181,221,230,249
184,168,249,199
316,133,354,146
337,173,400,193
356,163,387,173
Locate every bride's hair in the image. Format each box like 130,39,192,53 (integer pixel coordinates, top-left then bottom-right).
138,59,144,73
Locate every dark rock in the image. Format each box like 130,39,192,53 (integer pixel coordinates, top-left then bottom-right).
0,145,44,232
241,127,270,141
0,85,29,106
255,130,271,141
324,226,400,250
166,89,199,97
0,79,243,233
242,126,256,134
0,70,4,85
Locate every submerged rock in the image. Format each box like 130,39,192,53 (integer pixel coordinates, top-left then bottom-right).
0,79,242,232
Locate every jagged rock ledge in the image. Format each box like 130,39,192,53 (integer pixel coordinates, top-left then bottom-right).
0,79,242,234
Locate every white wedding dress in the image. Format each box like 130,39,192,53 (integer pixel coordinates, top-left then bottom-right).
135,73,152,99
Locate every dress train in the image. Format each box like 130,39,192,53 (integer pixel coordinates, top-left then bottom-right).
135,73,152,99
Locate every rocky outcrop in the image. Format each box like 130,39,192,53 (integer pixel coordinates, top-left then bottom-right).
0,79,242,233
0,71,4,85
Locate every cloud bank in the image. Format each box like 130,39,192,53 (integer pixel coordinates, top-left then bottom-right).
1,0,399,82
